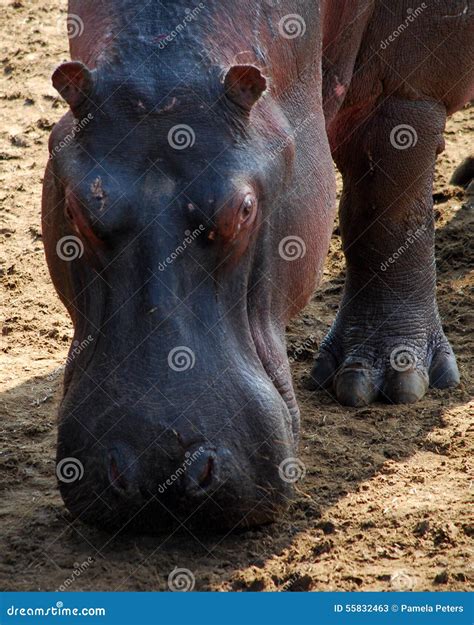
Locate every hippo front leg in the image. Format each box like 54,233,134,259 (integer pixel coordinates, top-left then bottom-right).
307,97,460,406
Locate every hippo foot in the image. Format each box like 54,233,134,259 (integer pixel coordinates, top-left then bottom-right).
304,326,459,407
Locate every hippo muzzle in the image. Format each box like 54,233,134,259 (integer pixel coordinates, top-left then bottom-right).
56,325,297,531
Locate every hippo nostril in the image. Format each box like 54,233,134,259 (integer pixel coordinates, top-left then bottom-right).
197,456,214,489
108,455,128,493
185,449,218,494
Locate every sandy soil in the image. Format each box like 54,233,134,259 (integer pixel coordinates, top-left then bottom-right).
1,0,473,592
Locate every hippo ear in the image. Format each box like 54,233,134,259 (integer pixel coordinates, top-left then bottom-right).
52,61,94,111
224,65,267,112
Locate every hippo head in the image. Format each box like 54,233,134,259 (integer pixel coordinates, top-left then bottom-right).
43,58,321,532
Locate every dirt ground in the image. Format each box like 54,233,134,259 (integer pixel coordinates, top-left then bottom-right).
1,0,473,593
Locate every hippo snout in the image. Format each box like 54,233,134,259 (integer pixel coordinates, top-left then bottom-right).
55,345,298,533
107,444,226,500
57,429,294,532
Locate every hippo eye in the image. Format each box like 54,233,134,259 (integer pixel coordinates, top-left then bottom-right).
64,201,74,222
239,193,257,225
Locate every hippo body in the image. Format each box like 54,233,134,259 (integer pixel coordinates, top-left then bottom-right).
42,0,474,530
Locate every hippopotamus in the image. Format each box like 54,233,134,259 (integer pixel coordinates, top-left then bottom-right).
42,0,474,531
